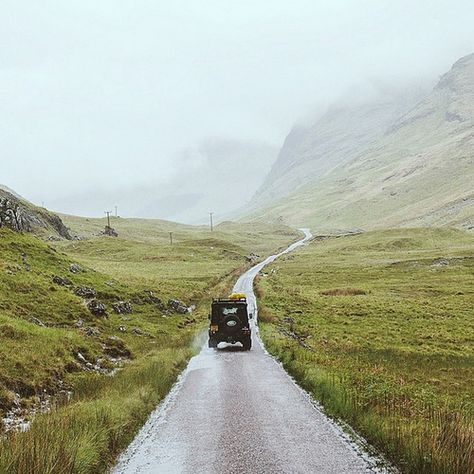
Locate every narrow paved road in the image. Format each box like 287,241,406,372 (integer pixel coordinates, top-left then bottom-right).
112,230,383,474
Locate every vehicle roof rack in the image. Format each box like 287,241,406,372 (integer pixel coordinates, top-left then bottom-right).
212,297,247,303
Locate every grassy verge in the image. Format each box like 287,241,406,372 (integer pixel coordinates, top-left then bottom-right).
256,228,474,473
0,219,299,473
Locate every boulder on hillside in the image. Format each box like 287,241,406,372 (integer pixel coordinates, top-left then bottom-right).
52,276,72,286
168,299,189,314
74,286,97,298
87,299,107,317
69,263,83,274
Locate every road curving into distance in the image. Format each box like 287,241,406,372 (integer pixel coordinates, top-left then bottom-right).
112,229,386,474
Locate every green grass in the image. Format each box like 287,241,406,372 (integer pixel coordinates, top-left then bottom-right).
0,219,299,473
256,228,474,473
0,348,190,474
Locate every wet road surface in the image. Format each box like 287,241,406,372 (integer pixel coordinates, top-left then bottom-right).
112,230,383,473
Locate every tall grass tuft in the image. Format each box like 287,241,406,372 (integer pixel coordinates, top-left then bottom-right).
264,333,474,474
0,348,190,474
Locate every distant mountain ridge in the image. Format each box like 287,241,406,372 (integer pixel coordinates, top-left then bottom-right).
247,53,474,231
46,138,277,224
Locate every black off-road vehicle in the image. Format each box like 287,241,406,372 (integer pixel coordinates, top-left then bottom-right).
208,293,252,350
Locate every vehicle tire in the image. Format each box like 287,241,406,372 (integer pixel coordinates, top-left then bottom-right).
222,315,242,333
241,335,252,351
208,337,218,348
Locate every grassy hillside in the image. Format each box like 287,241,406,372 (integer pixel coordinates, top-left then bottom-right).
256,228,474,473
60,214,298,254
0,219,299,473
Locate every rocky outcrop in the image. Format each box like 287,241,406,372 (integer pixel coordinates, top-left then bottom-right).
0,186,71,239
87,299,107,317
168,299,190,314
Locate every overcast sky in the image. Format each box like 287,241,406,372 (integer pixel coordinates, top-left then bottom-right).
2,0,474,214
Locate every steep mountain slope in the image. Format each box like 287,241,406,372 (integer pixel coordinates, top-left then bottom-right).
248,54,474,231
251,87,424,209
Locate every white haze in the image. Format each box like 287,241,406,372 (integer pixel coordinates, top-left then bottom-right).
1,0,474,222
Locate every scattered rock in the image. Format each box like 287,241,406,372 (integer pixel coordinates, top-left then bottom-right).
69,263,82,274
432,258,450,267
117,326,126,332
74,286,97,298
76,352,88,364
246,253,260,262
83,326,100,336
131,290,163,306
30,316,45,327
47,235,61,241
112,301,133,314
1,392,52,433
52,275,72,286
278,327,314,352
168,299,189,314
74,352,111,374
87,299,107,317
103,225,118,237
283,316,296,325
132,327,143,335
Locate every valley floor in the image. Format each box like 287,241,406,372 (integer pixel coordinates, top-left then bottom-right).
256,227,474,473
0,217,299,473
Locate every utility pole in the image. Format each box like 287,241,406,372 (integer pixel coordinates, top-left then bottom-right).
115,206,118,218
209,212,214,232
169,232,173,245
105,211,112,228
